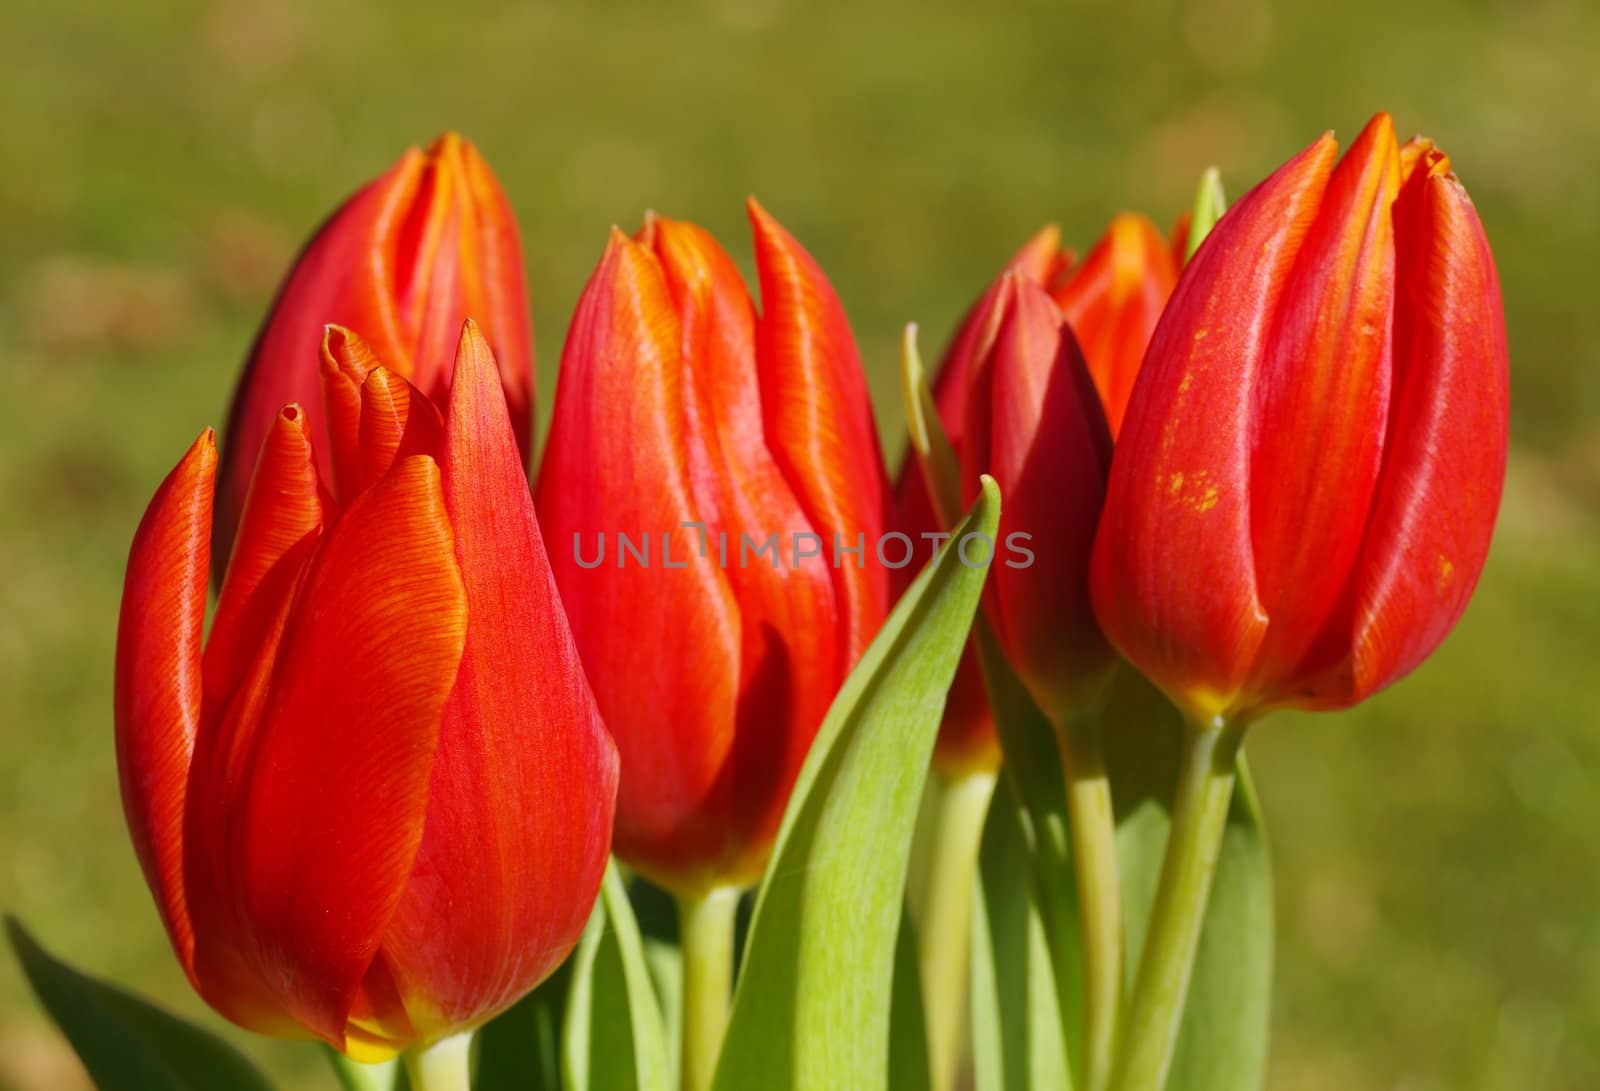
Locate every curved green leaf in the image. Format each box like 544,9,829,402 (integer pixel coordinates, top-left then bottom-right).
889,904,931,1091
7,917,275,1091
562,862,672,1091
711,478,1002,1091
970,787,1071,1091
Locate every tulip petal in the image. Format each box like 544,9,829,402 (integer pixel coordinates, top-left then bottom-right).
1305,157,1508,705
1051,213,1179,435
458,138,536,456
219,152,422,566
647,216,842,886
971,277,1114,715
116,430,215,975
1248,113,1400,697
1093,132,1337,718
320,325,385,502
890,229,1067,772
536,231,743,891
748,199,890,670
220,136,533,570
195,456,467,1045
357,366,444,492
205,406,326,702
377,323,618,1037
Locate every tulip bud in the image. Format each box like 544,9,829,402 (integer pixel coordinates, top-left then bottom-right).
535,202,890,894
1091,113,1509,724
894,215,1175,767
116,323,615,1057
217,134,534,568
957,272,1116,721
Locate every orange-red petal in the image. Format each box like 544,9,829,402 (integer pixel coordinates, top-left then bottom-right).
967,276,1114,716
1246,114,1400,699
535,231,742,892
748,199,890,670
1092,132,1338,719
219,136,532,569
1050,213,1178,436
115,430,215,975
1306,155,1508,705
202,456,467,1044
357,366,444,493
205,406,326,702
647,216,842,886
378,323,617,1036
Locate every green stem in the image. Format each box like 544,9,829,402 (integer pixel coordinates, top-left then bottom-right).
1053,710,1122,1091
322,1046,399,1091
400,1032,473,1091
1108,716,1243,1091
915,769,998,1091
678,885,740,1091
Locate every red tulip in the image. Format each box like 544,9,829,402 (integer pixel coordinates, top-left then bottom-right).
116,322,616,1058
218,134,534,569
535,202,890,894
957,270,1116,721
895,214,1175,767
1091,113,1510,724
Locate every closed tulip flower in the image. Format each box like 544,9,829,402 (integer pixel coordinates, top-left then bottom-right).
1096,115,1509,1091
1091,113,1509,727
116,322,616,1061
957,270,1116,720
536,201,889,896
894,213,1175,773
218,134,534,566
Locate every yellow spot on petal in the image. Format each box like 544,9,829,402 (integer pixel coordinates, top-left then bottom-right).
1437,555,1455,591
1165,469,1221,513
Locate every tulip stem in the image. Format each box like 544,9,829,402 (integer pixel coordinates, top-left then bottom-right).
322,1047,399,1091
1108,715,1243,1091
1054,709,1123,1091
400,1031,473,1091
914,768,998,1091
678,885,740,1091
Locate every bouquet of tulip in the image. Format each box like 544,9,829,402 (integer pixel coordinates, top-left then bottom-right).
8,112,1506,1091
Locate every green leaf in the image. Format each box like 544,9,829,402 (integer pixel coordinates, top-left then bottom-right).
889,904,931,1091
1102,671,1273,1091
641,935,683,1082
473,956,572,1090
711,478,1002,1091
970,789,1071,1091
563,861,672,1091
1184,167,1228,261
969,625,1082,1068
970,650,1271,1090
6,917,275,1091
899,322,962,529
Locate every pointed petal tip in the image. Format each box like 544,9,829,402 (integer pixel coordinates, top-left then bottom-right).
637,208,662,247
424,130,468,160
745,195,788,242
604,224,636,255
451,317,497,382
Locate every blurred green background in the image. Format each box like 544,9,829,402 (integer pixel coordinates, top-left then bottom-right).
2,0,1598,1088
